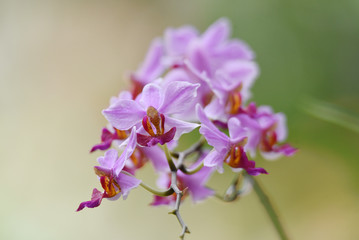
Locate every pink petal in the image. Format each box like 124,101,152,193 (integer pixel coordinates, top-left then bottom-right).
116,173,141,200
98,149,118,169
138,83,162,109
201,18,230,49
76,188,104,211
197,105,229,150
228,118,247,144
134,39,165,84
114,127,137,175
164,26,198,56
102,100,145,130
159,81,200,115
164,116,199,141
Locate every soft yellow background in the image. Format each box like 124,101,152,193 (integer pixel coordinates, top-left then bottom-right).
1,0,359,239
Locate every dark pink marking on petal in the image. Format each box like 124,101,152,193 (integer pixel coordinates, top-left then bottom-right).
157,127,176,145
90,141,112,153
137,133,159,147
277,144,297,156
76,188,104,211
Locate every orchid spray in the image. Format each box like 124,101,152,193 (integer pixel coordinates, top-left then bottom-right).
77,18,296,239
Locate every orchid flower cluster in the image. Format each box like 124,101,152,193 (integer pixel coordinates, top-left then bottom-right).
77,18,296,238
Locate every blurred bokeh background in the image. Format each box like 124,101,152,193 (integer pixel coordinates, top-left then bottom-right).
1,0,358,239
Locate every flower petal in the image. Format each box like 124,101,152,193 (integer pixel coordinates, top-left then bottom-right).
164,116,199,140
102,100,145,130
90,140,112,153
214,60,258,97
275,113,288,142
213,39,255,61
97,149,118,169
228,118,247,144
76,188,104,211
201,18,230,49
114,127,137,176
204,97,227,122
138,83,162,109
197,105,229,150
203,149,227,170
159,81,200,115
164,26,198,56
140,146,169,172
133,39,165,84
116,173,141,200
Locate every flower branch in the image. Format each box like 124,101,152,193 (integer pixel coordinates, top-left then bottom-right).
169,171,190,239
250,175,290,240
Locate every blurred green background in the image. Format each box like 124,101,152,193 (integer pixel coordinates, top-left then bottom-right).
1,0,358,239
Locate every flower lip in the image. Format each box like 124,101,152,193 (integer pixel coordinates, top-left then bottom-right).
145,106,163,136
94,166,121,198
138,106,177,147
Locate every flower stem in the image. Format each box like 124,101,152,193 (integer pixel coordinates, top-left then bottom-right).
122,170,174,197
179,162,204,175
250,176,290,240
169,170,190,239
162,144,177,172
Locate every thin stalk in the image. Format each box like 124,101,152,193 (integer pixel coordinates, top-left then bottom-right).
162,144,177,172
122,170,174,197
250,176,290,240
169,171,190,239
179,162,204,175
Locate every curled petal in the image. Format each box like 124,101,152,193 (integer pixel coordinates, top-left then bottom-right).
245,162,268,176
76,188,104,211
90,141,112,153
277,144,297,156
235,151,268,176
137,127,176,147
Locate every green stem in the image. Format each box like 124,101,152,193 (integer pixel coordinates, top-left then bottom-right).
122,170,174,197
179,162,204,175
140,182,174,197
250,176,290,240
162,144,177,172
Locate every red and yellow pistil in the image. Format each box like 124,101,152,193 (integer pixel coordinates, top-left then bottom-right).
143,106,165,137
129,148,147,169
224,137,248,169
226,85,243,114
137,106,176,147
94,168,121,198
260,124,278,152
226,146,244,168
115,128,127,139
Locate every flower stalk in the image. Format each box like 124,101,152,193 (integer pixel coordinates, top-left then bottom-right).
250,176,290,240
